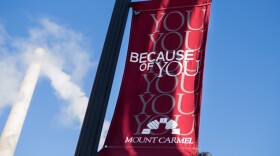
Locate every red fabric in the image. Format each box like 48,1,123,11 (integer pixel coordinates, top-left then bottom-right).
98,0,211,155
132,0,211,11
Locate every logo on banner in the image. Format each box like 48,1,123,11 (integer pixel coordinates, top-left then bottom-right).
141,118,180,135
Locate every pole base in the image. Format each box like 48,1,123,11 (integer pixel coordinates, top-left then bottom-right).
199,152,212,156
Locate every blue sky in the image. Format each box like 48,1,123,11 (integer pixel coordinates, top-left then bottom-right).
0,0,280,156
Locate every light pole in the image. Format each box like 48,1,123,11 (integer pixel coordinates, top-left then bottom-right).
75,0,131,156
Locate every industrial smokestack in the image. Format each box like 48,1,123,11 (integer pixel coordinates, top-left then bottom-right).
0,48,45,156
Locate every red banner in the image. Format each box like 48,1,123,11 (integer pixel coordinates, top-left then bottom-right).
98,0,211,155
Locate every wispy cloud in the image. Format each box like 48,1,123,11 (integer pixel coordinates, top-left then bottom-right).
0,24,22,112
0,55,22,112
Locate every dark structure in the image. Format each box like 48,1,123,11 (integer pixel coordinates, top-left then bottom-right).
75,0,131,156
199,152,213,156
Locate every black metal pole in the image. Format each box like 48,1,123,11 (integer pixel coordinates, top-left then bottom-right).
75,0,131,156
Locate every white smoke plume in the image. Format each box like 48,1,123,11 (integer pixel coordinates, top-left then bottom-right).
0,17,111,149
42,61,89,124
0,18,92,126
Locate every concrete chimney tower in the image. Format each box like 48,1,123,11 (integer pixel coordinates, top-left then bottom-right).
0,48,45,156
